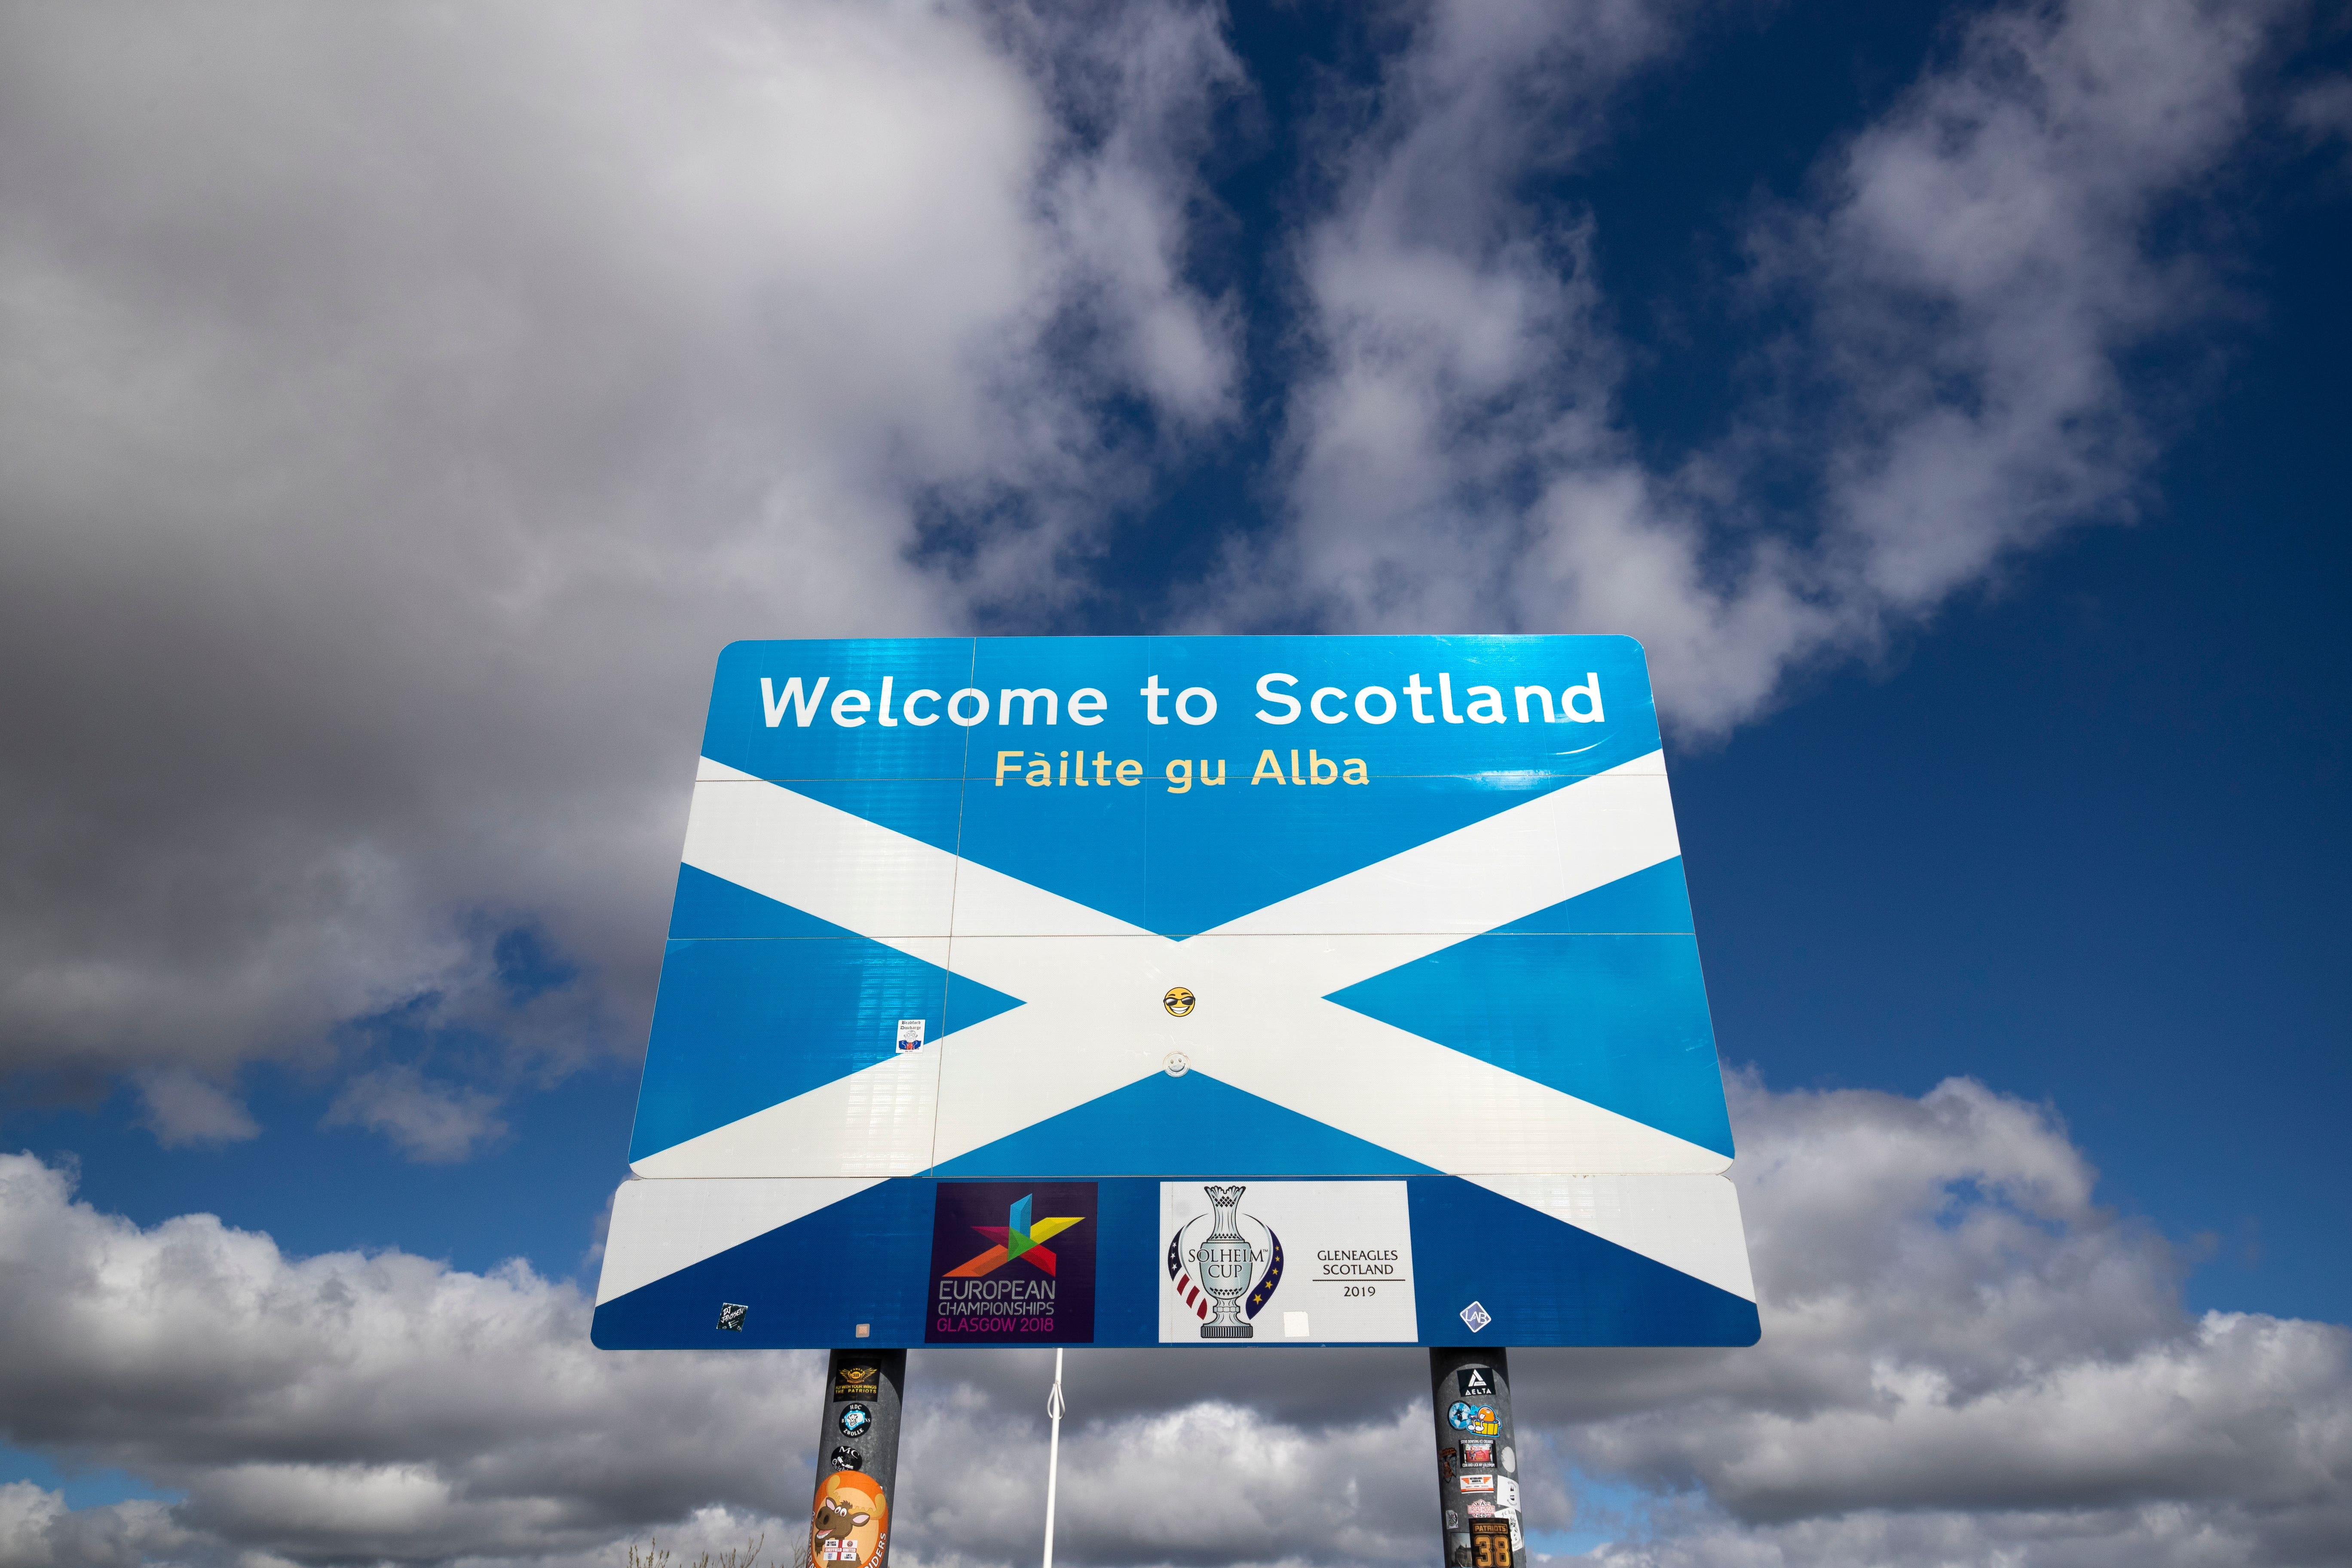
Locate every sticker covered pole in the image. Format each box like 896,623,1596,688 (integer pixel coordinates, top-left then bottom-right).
1429,1347,1520,1568
808,1349,906,1568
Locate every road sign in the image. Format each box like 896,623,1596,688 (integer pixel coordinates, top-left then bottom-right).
592,636,1757,1348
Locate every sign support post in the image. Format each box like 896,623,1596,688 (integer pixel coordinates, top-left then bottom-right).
1041,1348,1066,1568
1430,1347,1519,1568
808,1349,905,1568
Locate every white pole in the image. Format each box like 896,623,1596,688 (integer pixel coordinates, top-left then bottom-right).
1041,1348,1066,1568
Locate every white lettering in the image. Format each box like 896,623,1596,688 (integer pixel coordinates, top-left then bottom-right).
761,675,829,728
1175,686,1217,725
1514,685,1555,723
998,688,1057,726
1255,672,1301,724
1141,674,1170,725
947,688,990,726
1562,673,1605,723
1311,686,1349,723
830,688,871,726
1069,688,1107,726
1355,686,1396,724
903,689,941,726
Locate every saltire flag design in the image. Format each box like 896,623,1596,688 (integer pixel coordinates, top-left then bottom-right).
592,636,1758,1348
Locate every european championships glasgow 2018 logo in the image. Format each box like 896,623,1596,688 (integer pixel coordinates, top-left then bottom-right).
925,1183,1097,1344
1167,1185,1285,1337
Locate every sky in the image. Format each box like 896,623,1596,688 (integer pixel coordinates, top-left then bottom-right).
0,0,2348,1565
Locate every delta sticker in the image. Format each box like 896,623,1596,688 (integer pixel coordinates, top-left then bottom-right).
926,1182,1097,1344
1458,1367,1497,1398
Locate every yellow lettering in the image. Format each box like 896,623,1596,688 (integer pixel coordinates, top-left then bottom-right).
1166,758,1193,793
995,750,1024,786
1201,758,1226,786
1343,759,1368,784
1253,750,1286,785
1026,759,1051,786
1117,759,1142,786
1309,750,1338,785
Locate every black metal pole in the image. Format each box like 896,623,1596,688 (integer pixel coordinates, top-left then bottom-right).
1429,1347,1520,1568
805,1349,906,1568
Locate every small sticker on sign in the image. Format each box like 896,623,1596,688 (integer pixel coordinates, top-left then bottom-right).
716,1303,747,1332
1470,1518,1514,1566
1458,1473,1496,1494
1501,1445,1516,1474
1459,1300,1492,1333
896,1019,925,1052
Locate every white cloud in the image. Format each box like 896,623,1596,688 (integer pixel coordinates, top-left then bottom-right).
1531,1076,2352,1563
1238,0,2290,735
0,0,1240,1095
4,1072,2347,1568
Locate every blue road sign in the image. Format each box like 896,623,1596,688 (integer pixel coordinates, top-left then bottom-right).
593,636,1756,1348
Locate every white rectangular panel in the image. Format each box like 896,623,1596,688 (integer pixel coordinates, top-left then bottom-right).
1159,1180,1417,1343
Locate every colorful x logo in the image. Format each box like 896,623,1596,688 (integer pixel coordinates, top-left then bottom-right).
946,1193,1084,1277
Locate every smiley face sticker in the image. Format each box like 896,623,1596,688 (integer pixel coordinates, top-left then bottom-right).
1163,986,1195,1017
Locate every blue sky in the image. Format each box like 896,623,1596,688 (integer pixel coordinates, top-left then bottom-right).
1,2,2349,1565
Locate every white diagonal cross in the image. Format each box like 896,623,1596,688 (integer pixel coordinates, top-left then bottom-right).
633,753,1727,1179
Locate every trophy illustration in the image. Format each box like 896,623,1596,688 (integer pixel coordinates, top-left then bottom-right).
1194,1185,1256,1338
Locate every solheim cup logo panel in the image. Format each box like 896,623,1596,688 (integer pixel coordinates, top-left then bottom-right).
1159,1181,1418,1345
926,1182,1097,1344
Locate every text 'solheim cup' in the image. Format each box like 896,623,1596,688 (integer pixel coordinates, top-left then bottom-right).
1195,1185,1255,1338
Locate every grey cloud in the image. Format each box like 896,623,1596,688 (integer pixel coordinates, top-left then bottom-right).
321,1066,509,1164
1231,0,2289,735
132,1068,261,1148
5,1073,2349,1568
0,1485,186,1568
0,0,1239,1102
